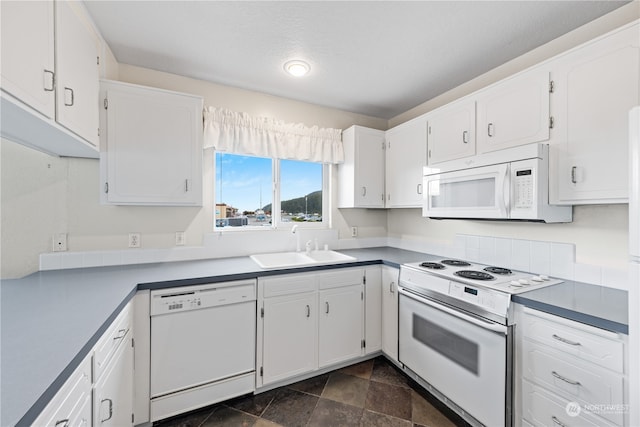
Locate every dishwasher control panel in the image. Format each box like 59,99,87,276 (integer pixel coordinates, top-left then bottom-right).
150,280,256,316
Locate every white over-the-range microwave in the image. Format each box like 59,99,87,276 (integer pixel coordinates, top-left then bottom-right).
422,143,572,223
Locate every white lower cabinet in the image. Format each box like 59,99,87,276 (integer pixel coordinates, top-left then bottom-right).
257,267,370,388
364,266,382,355
93,335,134,427
520,307,628,427
32,355,92,427
381,266,399,363
262,289,318,385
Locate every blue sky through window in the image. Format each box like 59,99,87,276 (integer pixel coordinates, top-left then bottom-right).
215,153,322,213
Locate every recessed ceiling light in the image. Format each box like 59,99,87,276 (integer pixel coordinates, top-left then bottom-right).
284,60,310,77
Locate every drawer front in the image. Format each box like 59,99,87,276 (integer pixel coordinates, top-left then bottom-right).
317,267,363,290
523,339,625,425
522,379,617,427
34,356,92,427
522,309,624,372
94,303,132,381
261,273,317,298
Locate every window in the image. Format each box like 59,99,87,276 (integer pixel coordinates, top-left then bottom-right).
214,153,327,229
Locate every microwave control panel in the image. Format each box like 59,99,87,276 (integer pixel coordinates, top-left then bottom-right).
514,168,534,208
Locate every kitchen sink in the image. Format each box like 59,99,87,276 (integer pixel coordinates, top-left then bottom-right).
250,250,356,269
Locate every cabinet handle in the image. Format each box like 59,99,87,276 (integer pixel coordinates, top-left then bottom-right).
389,282,395,294
487,123,494,137
113,328,127,341
416,183,422,195
462,130,469,144
185,179,189,192
552,334,581,346
64,87,74,106
552,371,582,386
306,304,310,318
43,70,55,92
101,398,113,422
361,186,367,197
325,301,330,314
551,416,567,427
571,166,577,184
54,419,69,427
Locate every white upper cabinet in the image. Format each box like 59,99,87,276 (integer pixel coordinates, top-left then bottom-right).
337,126,386,208
0,0,101,158
552,22,640,204
55,0,101,146
426,99,476,164
100,80,203,206
385,116,427,208
476,67,551,153
0,1,55,119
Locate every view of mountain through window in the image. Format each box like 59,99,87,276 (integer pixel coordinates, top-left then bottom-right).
215,153,323,228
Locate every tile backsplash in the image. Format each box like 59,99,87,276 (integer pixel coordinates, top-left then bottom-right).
39,232,629,290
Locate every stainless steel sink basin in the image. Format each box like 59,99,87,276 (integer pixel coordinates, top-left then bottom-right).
250,250,356,269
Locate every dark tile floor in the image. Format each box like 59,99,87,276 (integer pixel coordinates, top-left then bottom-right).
155,356,469,427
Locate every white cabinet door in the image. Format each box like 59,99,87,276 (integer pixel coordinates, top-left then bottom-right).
93,333,134,427
476,68,550,153
381,266,399,362
385,117,427,207
55,0,100,146
364,266,382,355
0,0,55,119
338,126,385,208
319,284,364,367
261,292,317,385
553,23,639,204
101,80,203,206
427,100,476,164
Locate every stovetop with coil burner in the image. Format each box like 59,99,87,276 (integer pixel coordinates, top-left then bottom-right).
405,259,563,294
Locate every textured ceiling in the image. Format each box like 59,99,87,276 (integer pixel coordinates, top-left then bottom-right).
84,1,630,119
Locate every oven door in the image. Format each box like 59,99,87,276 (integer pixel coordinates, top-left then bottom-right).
399,289,510,427
422,163,510,219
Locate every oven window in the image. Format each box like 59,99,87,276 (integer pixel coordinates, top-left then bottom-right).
430,177,495,208
412,313,479,375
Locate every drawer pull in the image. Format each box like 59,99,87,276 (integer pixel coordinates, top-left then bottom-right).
552,370,582,386
551,416,567,427
54,419,69,427
552,334,581,346
113,328,127,340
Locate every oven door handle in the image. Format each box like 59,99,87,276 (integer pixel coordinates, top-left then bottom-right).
399,287,508,335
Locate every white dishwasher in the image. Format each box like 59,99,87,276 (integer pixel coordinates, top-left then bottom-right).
149,279,256,422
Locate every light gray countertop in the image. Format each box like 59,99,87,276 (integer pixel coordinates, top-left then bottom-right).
0,247,628,426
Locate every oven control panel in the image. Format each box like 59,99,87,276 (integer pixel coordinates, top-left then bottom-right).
448,282,510,316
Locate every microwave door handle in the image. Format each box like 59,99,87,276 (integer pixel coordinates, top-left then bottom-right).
500,165,510,217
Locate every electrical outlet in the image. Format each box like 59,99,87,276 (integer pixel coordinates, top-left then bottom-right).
351,226,358,237
53,233,68,252
175,231,186,246
128,233,141,248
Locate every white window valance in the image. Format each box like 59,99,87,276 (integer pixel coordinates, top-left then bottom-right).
203,107,344,164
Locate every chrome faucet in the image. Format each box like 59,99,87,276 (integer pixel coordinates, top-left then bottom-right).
291,225,301,252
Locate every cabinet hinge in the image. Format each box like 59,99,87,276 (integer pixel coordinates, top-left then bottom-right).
104,182,109,194
97,128,100,137
361,291,364,300
131,337,134,348
103,98,108,109
549,80,554,93
549,116,554,129
132,413,134,423
428,126,431,135
260,367,263,377
382,141,386,150
361,339,366,349
97,56,100,65
363,275,366,285
428,149,431,158
260,307,264,318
